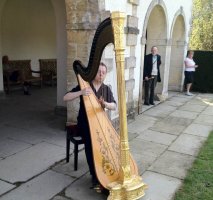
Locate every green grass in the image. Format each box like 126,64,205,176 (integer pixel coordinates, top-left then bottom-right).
174,131,213,200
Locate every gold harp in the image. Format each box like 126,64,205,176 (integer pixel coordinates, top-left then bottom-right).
73,12,146,200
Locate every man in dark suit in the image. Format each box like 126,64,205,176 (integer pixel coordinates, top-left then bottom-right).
143,46,161,105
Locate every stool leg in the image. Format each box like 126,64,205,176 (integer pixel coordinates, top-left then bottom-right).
74,143,78,171
66,137,70,163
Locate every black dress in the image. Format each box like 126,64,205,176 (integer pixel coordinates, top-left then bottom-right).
70,83,116,179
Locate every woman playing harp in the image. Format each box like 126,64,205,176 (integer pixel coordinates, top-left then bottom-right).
63,62,116,190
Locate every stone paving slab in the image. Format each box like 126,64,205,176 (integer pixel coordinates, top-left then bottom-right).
153,104,177,112
134,114,158,123
0,125,72,149
0,142,65,183
201,106,213,116
168,134,206,156
194,114,213,126
0,180,15,196
174,93,195,99
52,151,89,178
143,108,173,119
163,116,192,126
178,104,206,113
130,138,167,158
0,125,44,144
0,137,31,158
150,121,185,135
42,132,68,148
143,104,178,119
3,115,66,136
197,93,213,98
168,96,189,103
52,196,70,200
128,132,139,141
141,171,182,200
183,123,212,137
141,104,155,112
0,170,73,200
132,151,157,175
65,173,106,200
169,110,198,119
138,130,177,146
128,116,157,134
162,100,183,107
186,98,211,106
148,151,195,179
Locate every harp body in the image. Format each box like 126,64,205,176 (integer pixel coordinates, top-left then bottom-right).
77,75,138,188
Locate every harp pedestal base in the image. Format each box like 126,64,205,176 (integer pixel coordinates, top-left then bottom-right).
107,175,147,200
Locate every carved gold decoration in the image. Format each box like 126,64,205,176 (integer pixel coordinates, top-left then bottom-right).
107,11,147,200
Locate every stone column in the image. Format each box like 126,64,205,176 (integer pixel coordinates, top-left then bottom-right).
65,0,101,122
161,38,172,99
138,37,146,113
125,0,140,119
0,0,7,93
180,41,188,91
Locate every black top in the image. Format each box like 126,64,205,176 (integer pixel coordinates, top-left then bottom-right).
70,83,116,128
143,53,161,82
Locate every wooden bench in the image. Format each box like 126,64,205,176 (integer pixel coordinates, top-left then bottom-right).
3,60,42,93
39,59,57,86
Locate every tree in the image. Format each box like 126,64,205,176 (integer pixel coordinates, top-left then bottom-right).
190,0,213,50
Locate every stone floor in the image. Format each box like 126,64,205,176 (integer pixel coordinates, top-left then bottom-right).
0,87,213,200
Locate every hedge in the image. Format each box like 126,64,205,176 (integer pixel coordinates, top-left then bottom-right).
192,51,213,93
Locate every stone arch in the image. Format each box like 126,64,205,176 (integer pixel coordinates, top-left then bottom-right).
0,0,67,107
168,8,186,91
170,7,187,40
142,0,169,39
139,0,168,109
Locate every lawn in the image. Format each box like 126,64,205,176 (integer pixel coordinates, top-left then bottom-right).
174,131,213,200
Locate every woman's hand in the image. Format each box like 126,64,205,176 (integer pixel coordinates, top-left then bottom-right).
81,87,91,96
99,96,106,109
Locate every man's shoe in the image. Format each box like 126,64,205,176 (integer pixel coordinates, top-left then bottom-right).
93,184,103,193
150,102,155,105
144,102,150,106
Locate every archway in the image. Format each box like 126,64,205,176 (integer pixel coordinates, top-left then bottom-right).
0,0,67,108
138,2,168,112
169,14,186,91
145,5,168,94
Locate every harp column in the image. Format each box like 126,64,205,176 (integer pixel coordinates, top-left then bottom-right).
107,11,147,200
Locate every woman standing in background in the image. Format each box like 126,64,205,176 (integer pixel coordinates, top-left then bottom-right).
184,50,198,96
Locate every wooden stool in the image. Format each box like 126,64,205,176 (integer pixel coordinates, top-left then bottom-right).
66,124,84,171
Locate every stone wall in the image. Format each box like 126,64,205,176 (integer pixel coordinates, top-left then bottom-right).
65,0,101,122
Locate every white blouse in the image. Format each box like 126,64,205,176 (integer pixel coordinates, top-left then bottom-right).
184,57,196,72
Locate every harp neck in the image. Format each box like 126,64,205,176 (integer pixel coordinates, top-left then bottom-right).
73,18,114,82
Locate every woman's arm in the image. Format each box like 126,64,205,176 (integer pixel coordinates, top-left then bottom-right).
104,102,116,110
63,87,91,102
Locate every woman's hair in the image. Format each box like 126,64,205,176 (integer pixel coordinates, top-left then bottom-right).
2,55,9,64
187,50,194,57
100,62,107,72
